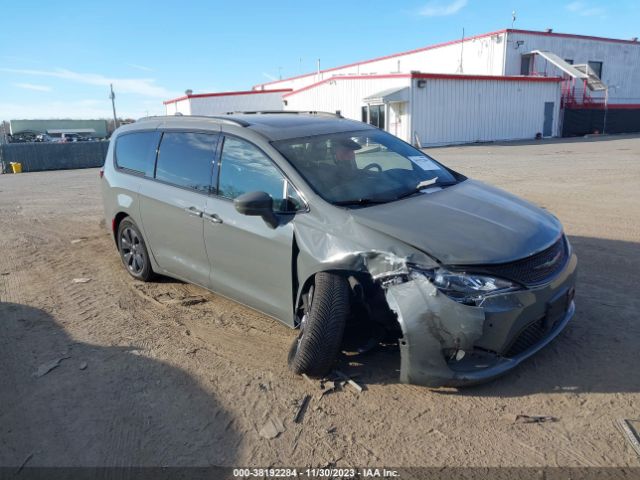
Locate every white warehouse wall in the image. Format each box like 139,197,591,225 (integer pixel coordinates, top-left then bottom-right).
411,77,562,146
257,32,507,92
164,91,289,116
189,91,287,115
283,76,411,125
504,31,640,104
165,99,191,115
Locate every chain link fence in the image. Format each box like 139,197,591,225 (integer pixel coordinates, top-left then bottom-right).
0,141,109,174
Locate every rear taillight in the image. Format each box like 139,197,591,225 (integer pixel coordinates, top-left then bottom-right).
111,218,116,232
99,167,104,179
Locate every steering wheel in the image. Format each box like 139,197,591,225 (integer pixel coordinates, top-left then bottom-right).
362,162,382,172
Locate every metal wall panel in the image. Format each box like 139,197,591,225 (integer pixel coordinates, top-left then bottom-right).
189,92,285,115
284,77,411,137
411,78,562,145
504,32,640,104
260,33,507,92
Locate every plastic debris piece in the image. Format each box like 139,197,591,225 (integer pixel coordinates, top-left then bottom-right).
334,370,364,393
616,419,640,458
259,417,285,439
33,357,70,378
72,278,91,284
514,414,558,424
294,395,311,424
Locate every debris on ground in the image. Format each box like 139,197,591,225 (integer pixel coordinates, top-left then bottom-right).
33,356,70,378
15,453,33,474
259,417,285,439
72,277,91,284
514,414,559,424
70,238,86,244
293,395,312,424
326,426,337,435
334,370,364,393
79,361,88,370
321,380,337,397
301,373,321,389
616,419,640,458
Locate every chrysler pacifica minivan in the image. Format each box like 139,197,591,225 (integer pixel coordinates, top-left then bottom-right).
101,112,577,386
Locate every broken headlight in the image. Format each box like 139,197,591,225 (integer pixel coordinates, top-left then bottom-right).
409,265,519,305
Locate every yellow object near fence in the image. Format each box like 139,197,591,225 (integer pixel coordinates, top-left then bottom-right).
10,162,22,173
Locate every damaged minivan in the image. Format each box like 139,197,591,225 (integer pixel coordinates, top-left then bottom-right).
101,112,577,387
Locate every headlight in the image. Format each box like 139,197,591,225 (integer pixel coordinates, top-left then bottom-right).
409,265,519,305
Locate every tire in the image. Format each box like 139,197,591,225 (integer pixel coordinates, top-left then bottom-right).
288,272,349,377
117,217,153,282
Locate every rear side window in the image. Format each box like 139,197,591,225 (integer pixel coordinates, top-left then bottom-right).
114,131,159,176
155,132,218,192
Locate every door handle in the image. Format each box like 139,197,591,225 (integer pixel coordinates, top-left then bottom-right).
204,212,223,224
184,206,203,218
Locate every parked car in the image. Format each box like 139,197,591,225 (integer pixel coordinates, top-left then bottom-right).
100,112,577,387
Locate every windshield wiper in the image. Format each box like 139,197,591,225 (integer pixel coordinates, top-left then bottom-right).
333,198,389,206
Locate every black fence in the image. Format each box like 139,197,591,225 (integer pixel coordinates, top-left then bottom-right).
0,141,109,173
562,107,640,137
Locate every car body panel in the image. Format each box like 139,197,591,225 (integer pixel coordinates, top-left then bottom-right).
204,195,296,324
101,113,578,387
349,179,563,265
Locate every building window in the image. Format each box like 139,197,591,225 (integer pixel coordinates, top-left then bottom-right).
588,61,603,79
520,55,531,75
361,106,368,123
368,105,385,129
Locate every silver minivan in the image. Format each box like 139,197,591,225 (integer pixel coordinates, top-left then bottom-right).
101,112,577,387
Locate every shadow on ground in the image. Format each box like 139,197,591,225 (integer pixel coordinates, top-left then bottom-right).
0,302,239,467
341,235,640,396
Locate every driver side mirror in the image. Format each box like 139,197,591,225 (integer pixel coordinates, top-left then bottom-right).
234,191,280,229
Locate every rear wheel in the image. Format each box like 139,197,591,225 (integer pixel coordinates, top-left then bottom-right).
288,272,349,377
117,218,153,282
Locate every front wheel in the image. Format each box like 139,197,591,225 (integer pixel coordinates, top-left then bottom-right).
288,272,349,377
117,217,153,282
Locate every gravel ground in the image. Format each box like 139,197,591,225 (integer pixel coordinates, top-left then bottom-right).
0,134,639,469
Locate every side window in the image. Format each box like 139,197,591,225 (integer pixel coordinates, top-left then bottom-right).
114,131,158,176
155,132,217,192
218,136,304,213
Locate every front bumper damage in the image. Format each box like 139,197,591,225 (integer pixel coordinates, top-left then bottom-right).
384,253,578,387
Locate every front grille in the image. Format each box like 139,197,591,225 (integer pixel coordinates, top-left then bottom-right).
505,318,555,357
471,236,568,286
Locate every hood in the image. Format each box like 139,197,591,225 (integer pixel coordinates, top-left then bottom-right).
348,179,562,265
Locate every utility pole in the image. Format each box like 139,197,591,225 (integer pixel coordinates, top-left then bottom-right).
109,83,118,130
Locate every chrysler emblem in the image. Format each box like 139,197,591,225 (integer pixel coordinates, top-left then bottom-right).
533,251,562,270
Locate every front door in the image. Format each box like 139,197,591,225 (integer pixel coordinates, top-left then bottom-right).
138,131,219,287
204,135,304,324
543,102,554,137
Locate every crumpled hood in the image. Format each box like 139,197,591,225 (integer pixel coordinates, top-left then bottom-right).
348,179,562,265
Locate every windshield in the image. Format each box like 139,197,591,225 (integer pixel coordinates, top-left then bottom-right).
272,129,459,206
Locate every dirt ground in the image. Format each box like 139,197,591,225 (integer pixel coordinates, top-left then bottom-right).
1,134,639,469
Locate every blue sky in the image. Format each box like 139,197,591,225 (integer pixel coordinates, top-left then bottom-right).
1,0,638,120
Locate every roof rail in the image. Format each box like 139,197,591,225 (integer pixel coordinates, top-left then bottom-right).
136,114,250,127
225,110,344,118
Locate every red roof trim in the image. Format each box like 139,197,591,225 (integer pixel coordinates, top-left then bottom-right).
282,74,411,98
283,73,562,98
412,73,563,82
255,28,639,90
567,103,640,110
163,88,292,105
255,29,508,90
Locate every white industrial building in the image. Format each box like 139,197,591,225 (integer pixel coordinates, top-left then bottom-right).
164,28,640,145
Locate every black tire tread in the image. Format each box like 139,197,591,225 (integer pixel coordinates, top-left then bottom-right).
288,272,349,377
117,218,154,282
